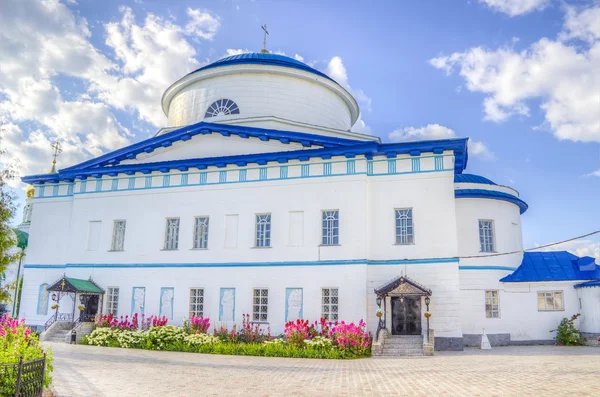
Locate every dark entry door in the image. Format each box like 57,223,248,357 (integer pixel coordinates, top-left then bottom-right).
82,295,99,322
391,296,422,335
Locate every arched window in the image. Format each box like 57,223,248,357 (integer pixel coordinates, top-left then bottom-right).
37,283,49,315
204,99,240,118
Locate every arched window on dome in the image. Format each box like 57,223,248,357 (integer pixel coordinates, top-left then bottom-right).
205,99,240,118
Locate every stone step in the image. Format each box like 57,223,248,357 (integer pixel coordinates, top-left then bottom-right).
384,340,423,346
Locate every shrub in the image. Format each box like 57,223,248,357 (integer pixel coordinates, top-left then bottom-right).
146,325,186,350
0,314,53,394
213,323,239,343
184,333,220,347
284,319,312,347
304,336,333,349
238,314,271,343
86,328,120,347
115,330,146,349
330,320,371,355
551,314,586,346
183,315,211,334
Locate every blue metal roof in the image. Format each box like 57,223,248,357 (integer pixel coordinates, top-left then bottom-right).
187,53,336,83
500,251,600,283
22,127,469,184
454,174,497,185
574,280,600,289
454,189,528,214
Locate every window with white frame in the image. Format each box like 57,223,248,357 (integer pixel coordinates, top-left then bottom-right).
105,287,119,315
395,209,414,244
164,218,180,250
322,288,339,320
485,290,499,318
479,220,495,252
322,210,339,245
538,291,564,311
189,288,204,317
252,289,268,321
193,217,209,249
111,220,126,251
255,214,271,247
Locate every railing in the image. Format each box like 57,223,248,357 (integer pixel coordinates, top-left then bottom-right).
0,355,46,397
44,312,75,331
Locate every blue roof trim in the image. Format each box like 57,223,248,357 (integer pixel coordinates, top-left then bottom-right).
500,251,600,283
187,53,336,83
454,174,497,185
455,188,528,214
574,281,600,289
22,132,468,184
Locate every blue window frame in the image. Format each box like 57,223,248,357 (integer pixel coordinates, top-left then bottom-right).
321,210,339,245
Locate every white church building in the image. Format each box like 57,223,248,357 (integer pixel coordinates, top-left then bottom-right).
19,52,600,351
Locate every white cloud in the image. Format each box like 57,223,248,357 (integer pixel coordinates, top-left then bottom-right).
479,0,550,16
429,5,600,143
0,1,221,179
533,239,600,261
388,124,495,160
185,8,221,40
324,56,373,134
583,169,600,177
560,6,600,43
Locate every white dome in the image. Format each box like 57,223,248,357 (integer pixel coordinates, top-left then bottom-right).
161,53,360,132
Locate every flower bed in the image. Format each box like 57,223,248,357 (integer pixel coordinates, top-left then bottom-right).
0,313,53,395
83,314,371,359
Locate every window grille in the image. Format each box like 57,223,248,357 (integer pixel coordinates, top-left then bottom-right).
189,288,204,317
252,289,268,321
395,209,414,244
255,214,271,247
485,290,499,318
193,217,209,249
322,211,339,245
479,220,495,252
106,287,119,315
164,218,180,250
205,99,240,118
111,220,126,251
322,288,339,320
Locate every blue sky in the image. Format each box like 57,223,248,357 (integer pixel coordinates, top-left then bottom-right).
0,0,598,257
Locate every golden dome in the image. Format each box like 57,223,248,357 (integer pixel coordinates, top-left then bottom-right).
26,185,35,199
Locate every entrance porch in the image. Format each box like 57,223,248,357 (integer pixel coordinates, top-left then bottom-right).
373,275,433,356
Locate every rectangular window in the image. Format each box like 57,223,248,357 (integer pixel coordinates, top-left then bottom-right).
111,220,126,251
538,291,564,311
255,214,272,247
479,220,495,252
189,288,204,317
164,218,180,250
193,217,209,249
105,287,119,315
321,210,339,245
395,209,414,245
252,289,268,322
87,221,101,251
322,288,339,320
224,214,239,248
485,290,499,318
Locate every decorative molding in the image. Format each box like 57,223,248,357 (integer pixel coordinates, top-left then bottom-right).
455,189,528,214
24,257,460,269
30,155,455,199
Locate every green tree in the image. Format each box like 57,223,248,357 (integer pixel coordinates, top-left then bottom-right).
0,159,19,305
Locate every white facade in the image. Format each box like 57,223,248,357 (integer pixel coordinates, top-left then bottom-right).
19,53,600,349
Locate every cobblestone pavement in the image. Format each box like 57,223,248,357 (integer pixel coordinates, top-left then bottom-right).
46,342,600,397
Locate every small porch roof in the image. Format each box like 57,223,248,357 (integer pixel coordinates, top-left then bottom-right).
48,276,104,294
374,275,432,297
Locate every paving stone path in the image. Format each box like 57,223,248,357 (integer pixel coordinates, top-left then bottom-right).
46,342,600,396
